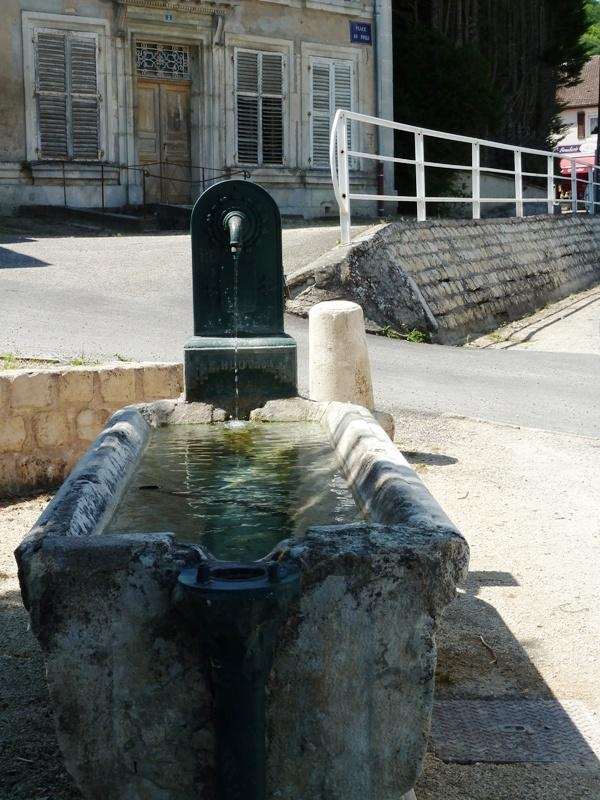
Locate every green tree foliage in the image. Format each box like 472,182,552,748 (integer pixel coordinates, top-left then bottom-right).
582,1,600,54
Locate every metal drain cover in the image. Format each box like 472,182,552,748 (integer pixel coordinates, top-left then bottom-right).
430,699,600,764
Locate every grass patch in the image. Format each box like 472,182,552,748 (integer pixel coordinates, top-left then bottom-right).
0,352,130,370
0,353,62,370
378,326,431,343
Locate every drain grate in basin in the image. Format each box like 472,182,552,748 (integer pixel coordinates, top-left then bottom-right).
430,699,600,764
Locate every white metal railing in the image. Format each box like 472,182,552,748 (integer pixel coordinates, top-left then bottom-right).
329,109,600,245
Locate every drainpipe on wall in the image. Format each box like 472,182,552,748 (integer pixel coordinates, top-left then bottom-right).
374,0,385,217
373,0,394,217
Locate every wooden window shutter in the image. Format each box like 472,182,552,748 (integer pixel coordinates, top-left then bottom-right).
577,111,585,140
333,61,353,158
261,53,283,165
36,32,68,158
236,50,260,164
35,30,100,160
310,59,353,166
311,63,331,164
70,37,99,159
235,50,284,165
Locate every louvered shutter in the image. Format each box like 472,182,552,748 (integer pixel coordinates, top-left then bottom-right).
36,33,68,158
235,50,284,165
310,59,353,166
236,51,260,164
35,30,100,160
261,54,283,164
70,38,99,159
311,64,331,165
333,61,352,151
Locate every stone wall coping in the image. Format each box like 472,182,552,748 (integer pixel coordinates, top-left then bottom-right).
0,360,182,377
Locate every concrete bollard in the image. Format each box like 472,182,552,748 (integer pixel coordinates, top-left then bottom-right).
308,300,374,410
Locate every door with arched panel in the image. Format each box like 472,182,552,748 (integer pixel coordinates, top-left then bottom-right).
135,42,192,205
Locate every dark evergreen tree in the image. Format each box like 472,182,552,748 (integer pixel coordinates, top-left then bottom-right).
392,0,588,148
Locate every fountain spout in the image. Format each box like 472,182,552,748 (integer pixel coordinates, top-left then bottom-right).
223,210,247,257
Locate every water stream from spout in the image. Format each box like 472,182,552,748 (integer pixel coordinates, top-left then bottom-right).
232,250,240,420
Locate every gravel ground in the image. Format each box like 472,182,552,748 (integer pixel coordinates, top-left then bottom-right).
0,494,81,800
401,411,600,799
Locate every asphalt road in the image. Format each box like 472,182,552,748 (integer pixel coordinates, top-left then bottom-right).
1,229,598,438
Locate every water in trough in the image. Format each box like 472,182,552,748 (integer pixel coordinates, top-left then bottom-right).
105,421,360,562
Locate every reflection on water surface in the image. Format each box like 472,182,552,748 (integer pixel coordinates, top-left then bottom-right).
105,422,360,561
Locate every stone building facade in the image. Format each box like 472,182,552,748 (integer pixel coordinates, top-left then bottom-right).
0,0,393,217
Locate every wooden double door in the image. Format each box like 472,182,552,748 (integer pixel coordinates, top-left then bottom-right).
135,80,192,205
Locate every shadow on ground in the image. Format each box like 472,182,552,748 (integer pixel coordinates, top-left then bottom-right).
416,570,600,799
0,246,49,269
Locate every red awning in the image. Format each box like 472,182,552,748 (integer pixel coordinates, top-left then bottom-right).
560,154,595,175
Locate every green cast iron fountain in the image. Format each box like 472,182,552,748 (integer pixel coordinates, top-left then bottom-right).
184,179,297,417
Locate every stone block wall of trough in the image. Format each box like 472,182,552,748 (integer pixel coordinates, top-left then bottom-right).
0,363,183,496
287,214,600,343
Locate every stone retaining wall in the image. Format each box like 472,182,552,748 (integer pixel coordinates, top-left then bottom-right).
287,214,600,342
0,362,183,497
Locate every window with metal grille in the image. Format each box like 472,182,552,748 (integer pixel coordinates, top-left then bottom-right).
136,42,190,81
34,30,100,160
235,50,284,165
310,58,353,166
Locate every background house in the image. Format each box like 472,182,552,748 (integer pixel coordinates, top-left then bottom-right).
0,0,393,218
555,54,599,158
555,55,599,198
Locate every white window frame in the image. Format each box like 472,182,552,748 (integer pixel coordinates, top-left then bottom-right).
225,35,293,170
22,12,112,163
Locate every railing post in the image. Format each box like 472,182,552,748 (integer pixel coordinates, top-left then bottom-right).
472,142,481,220
337,112,351,245
570,162,577,213
547,155,555,215
514,149,523,217
587,166,594,213
415,131,426,222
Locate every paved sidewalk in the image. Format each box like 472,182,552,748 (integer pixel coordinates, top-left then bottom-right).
466,284,600,354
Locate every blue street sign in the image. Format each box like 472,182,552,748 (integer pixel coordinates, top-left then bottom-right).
350,21,372,44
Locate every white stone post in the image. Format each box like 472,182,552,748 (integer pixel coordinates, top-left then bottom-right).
308,300,374,410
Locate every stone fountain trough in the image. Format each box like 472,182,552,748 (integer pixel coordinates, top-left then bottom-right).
15,181,468,800
16,396,468,800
